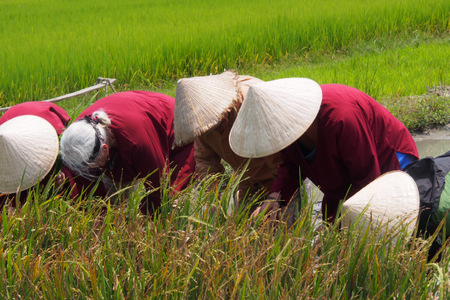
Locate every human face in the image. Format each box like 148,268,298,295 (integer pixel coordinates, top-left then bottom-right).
85,143,110,177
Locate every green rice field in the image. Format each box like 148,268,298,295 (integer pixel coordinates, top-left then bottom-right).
0,0,448,106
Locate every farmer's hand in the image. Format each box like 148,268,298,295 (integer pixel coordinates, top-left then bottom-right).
250,192,282,223
55,171,66,188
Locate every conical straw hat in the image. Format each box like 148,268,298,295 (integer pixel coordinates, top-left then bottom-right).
341,171,420,243
0,115,59,193
174,71,240,147
229,78,322,158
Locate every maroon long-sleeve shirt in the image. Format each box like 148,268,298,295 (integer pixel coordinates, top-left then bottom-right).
74,91,196,213
0,101,70,133
270,84,419,220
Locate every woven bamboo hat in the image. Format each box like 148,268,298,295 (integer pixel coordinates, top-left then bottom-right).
341,171,420,242
174,71,240,147
0,115,59,193
229,78,322,158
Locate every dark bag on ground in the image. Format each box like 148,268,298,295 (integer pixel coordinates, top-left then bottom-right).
404,150,450,259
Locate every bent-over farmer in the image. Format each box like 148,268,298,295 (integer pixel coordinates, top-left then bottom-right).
60,91,196,215
229,78,419,223
174,71,282,208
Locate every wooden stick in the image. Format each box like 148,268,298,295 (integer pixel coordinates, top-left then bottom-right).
0,78,117,112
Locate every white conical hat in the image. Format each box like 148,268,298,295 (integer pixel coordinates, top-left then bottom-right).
174,71,240,147
341,171,420,243
0,115,59,193
229,78,322,158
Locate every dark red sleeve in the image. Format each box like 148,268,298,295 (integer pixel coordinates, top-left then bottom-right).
61,167,107,200
170,142,197,192
110,114,170,214
334,108,382,196
270,147,303,204
127,142,166,214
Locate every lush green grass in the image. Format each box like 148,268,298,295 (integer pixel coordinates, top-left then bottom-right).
247,36,450,131
0,173,448,298
37,35,448,133
52,36,450,133
250,35,449,99
0,0,448,105
2,36,449,132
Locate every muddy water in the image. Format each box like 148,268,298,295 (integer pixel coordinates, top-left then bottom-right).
412,124,450,158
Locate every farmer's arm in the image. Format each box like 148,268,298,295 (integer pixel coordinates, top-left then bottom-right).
194,136,225,178
269,148,302,205
251,148,302,221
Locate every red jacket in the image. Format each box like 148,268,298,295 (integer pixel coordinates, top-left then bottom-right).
74,91,195,213
0,101,70,134
270,84,419,220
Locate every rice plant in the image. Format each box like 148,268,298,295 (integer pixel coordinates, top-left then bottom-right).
0,170,448,298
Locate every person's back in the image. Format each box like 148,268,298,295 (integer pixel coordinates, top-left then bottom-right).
77,90,195,193
304,84,419,218
0,101,70,134
320,84,418,171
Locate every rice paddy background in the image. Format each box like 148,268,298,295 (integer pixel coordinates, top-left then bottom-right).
0,0,448,106
0,0,450,298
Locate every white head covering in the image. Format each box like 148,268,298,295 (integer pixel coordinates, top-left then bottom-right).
174,71,240,147
229,78,322,158
341,171,420,243
0,115,59,193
